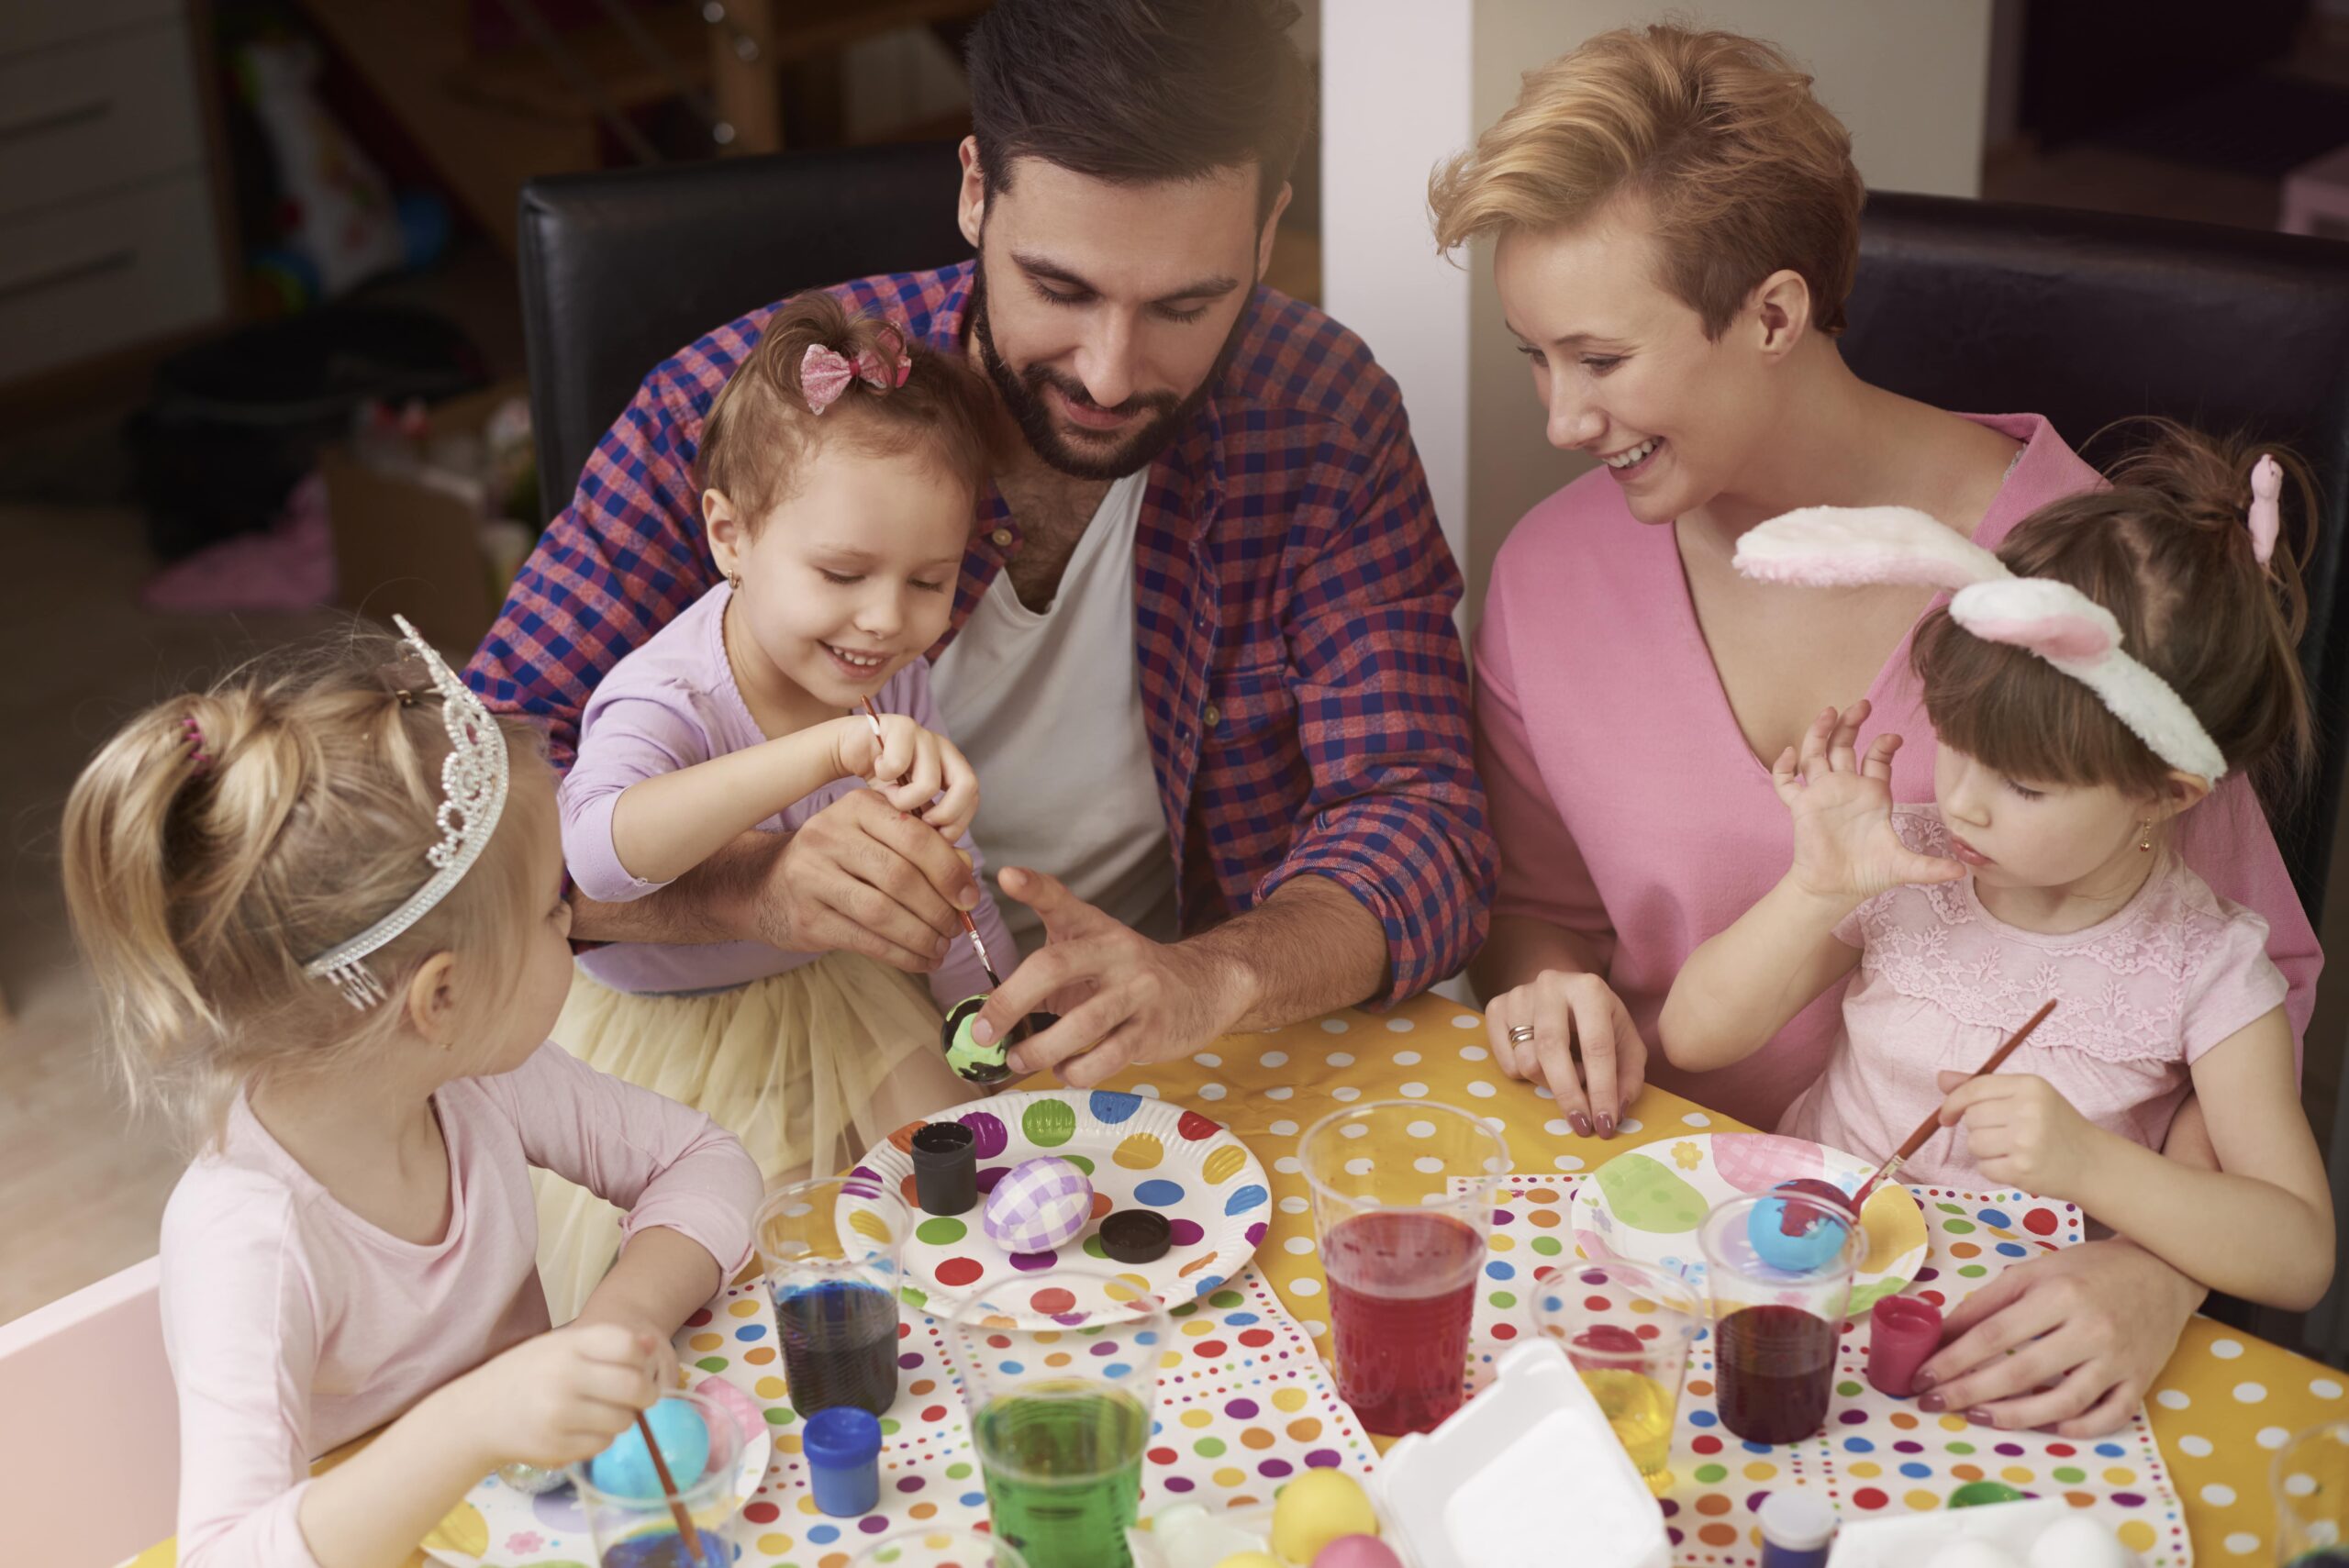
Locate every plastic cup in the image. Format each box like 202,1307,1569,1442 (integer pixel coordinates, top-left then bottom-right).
1301,1100,1509,1436
1533,1260,1701,1494
852,1528,1030,1568
755,1176,907,1418
1698,1193,1860,1445
950,1269,1169,1568
570,1388,743,1568
2276,1420,2349,1562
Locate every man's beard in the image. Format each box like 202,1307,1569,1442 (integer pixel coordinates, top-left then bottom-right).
969,257,1253,482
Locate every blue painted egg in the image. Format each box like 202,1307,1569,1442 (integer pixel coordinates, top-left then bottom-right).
586,1399,711,1500
1745,1184,1854,1273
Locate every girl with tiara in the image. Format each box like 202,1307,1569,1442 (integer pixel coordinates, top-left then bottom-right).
1660,423,2335,1323
539,292,1014,1316
62,620,762,1565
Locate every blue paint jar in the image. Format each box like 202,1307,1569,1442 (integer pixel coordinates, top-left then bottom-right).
804,1405,884,1518
1758,1490,1837,1568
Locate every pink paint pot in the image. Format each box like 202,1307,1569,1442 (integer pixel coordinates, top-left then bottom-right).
1866,1293,1944,1398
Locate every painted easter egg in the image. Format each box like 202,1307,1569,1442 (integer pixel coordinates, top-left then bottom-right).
1315,1537,1406,1568
586,1398,710,1499
1746,1191,1852,1273
1711,1132,1827,1193
1271,1469,1380,1564
941,994,1012,1084
983,1156,1096,1253
1592,1152,1709,1235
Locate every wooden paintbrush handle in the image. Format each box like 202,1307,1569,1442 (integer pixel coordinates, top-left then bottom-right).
635,1409,703,1557
1891,997,2058,1164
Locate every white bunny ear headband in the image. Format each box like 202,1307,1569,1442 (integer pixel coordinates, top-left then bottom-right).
1731,471,2280,787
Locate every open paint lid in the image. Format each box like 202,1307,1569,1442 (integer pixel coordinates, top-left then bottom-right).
1374,1339,1673,1568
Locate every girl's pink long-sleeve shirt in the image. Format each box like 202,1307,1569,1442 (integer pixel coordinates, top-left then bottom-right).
1474,412,2320,1131
161,1042,762,1568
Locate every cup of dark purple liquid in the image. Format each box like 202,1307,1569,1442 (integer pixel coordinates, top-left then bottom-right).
1300,1100,1510,1436
1697,1193,1861,1444
754,1177,907,1420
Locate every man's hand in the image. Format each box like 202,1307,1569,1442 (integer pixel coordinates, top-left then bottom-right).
749,790,981,972
974,868,1254,1088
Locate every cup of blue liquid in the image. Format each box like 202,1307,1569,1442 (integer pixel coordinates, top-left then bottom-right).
571,1387,742,1568
2277,1420,2349,1564
756,1176,907,1418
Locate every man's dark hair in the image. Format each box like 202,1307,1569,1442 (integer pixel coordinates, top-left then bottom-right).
965,0,1313,227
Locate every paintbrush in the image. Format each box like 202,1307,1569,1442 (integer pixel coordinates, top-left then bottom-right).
858,696,1002,986
634,1409,704,1560
1842,997,2058,1216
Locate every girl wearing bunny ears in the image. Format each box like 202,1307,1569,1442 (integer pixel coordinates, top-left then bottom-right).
1660,422,2334,1315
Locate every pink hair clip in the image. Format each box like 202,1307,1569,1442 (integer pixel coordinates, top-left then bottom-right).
801,331,914,415
181,716,211,775
2248,453,2282,566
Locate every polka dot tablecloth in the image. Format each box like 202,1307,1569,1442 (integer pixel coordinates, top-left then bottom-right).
128,992,2349,1567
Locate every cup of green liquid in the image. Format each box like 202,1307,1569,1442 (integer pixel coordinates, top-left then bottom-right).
949,1269,1170,1568
852,1527,1030,1567
2277,1419,2349,1564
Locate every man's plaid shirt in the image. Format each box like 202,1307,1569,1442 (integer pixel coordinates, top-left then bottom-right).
467,261,1494,1003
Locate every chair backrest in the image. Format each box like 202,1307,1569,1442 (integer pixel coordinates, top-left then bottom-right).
1846,193,2349,922
0,1257,176,1564
517,141,974,529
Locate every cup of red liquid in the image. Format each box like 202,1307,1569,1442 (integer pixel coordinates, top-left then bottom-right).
1697,1193,1861,1445
1301,1100,1509,1436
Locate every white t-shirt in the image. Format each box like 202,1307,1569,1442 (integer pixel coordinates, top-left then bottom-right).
930,472,1180,956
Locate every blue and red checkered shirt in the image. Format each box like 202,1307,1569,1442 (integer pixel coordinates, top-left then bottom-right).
467,261,1493,1004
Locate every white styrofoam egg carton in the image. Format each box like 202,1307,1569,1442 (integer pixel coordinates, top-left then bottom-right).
1824,1497,2143,1568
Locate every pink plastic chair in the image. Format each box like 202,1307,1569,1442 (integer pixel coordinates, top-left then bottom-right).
0,1257,179,1566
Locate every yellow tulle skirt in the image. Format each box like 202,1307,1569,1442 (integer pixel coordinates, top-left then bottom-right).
533,952,977,1321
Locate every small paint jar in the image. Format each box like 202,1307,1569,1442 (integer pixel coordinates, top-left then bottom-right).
910,1120,978,1216
1866,1293,1944,1398
1757,1490,1838,1568
804,1406,883,1518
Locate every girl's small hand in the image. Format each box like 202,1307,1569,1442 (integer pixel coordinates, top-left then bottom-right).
841,715,981,840
1772,701,1965,901
1937,1072,2099,1200
460,1322,662,1470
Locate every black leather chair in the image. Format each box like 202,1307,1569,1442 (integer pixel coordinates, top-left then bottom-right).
1846,193,2349,924
515,140,971,530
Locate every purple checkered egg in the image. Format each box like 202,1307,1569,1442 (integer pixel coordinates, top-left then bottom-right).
982,1156,1096,1253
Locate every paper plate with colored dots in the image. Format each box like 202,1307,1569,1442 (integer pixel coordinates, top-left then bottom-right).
841,1089,1271,1321
1571,1132,1929,1315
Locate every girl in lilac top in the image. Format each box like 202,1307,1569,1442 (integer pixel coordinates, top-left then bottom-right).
540,294,1014,1316
1662,428,2333,1313
61,623,762,1568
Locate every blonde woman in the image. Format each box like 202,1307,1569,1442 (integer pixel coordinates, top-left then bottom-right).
1437,25,2319,1434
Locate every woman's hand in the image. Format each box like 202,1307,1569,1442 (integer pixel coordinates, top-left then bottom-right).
840,714,980,841
1484,968,1647,1138
1914,1238,2202,1436
1773,701,1965,901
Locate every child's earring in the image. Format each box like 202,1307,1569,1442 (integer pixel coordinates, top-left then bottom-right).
2138,820,2154,852
728,570,742,592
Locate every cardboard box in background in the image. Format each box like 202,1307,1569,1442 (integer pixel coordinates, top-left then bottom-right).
322,382,534,655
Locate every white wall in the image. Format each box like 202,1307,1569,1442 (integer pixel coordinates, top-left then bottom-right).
1320,1,1996,628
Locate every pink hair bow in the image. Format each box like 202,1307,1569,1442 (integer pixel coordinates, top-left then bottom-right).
2249,453,2282,565
1735,505,2228,782
799,326,914,416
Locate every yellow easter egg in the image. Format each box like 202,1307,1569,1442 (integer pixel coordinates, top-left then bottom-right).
421,1500,488,1557
849,1207,896,1245
1203,1145,1248,1184
1114,1133,1165,1170
1215,1556,1285,1568
1271,1469,1379,1563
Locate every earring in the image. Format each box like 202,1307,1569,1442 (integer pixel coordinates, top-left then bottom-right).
2138,820,2154,852
728,570,742,592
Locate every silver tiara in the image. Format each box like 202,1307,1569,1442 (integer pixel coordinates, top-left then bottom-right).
301,616,510,1009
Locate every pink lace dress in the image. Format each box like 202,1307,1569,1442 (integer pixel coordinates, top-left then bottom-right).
1777,808,2288,1189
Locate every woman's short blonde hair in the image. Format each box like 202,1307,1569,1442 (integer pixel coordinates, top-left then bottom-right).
1429,25,1865,338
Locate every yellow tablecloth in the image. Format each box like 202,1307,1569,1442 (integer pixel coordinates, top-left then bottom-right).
134,991,2343,1566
